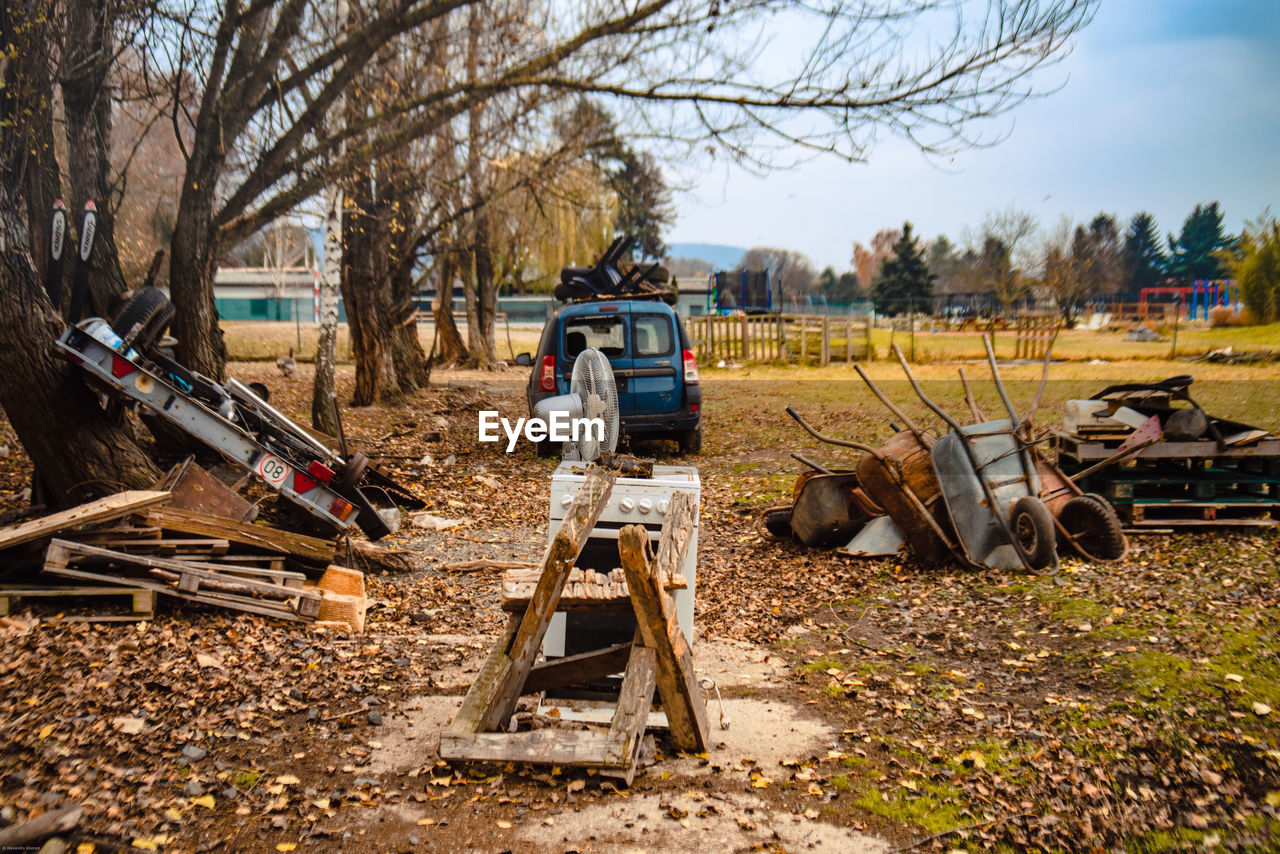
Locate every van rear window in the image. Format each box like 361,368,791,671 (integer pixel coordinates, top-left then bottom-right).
564,316,625,358
632,315,674,357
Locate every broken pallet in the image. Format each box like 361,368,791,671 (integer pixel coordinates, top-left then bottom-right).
43,539,319,621
0,585,156,622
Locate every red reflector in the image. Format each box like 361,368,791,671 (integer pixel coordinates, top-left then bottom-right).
307,460,336,483
293,471,318,494
540,355,556,392
331,498,355,522
691,403,698,414
111,355,136,379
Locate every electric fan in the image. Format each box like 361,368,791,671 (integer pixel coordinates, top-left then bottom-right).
532,348,620,461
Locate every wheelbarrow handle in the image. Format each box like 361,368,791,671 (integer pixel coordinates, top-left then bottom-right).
785,406,878,455
791,452,834,474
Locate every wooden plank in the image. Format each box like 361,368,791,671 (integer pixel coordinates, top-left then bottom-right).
478,466,616,732
523,642,634,695
618,494,708,753
447,614,522,734
144,507,334,561
603,645,658,783
0,491,170,551
439,729,621,767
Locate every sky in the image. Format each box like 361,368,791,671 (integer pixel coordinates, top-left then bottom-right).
666,0,1280,271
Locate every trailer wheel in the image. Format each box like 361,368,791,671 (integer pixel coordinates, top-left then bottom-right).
1059,493,1127,561
1010,495,1056,570
112,287,174,353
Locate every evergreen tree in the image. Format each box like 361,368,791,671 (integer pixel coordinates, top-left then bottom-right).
1122,212,1166,296
1167,202,1234,282
872,223,936,313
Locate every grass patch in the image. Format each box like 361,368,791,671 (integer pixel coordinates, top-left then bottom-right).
853,782,966,834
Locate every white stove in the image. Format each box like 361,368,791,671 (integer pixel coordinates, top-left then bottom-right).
544,461,700,657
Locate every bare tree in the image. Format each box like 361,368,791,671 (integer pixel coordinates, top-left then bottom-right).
852,228,900,294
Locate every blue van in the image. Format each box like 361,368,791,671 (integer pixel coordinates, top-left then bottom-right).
521,294,702,455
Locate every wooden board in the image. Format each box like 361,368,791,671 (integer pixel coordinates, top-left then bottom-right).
522,642,634,695
144,507,334,562
92,538,231,555
603,645,658,783
447,614,522,735
618,492,708,753
0,491,170,552
439,729,623,767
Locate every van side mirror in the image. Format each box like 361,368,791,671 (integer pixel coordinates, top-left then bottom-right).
514,352,532,367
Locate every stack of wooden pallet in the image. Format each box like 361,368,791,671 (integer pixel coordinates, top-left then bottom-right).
1057,432,1280,527
441,465,708,785
1055,388,1280,528
0,489,367,629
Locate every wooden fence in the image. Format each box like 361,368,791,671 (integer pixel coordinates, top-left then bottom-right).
685,313,872,366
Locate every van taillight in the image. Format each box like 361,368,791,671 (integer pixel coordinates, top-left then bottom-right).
540,355,557,391
682,349,699,385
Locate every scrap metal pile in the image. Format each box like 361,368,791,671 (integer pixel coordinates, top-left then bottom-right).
762,337,1130,570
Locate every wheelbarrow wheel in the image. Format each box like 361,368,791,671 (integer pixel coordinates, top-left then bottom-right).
1010,496,1055,570
1059,493,1127,561
757,506,793,539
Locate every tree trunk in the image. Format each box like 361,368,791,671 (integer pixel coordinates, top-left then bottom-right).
432,250,468,367
0,1,159,505
463,3,500,371
341,168,395,406
62,0,127,316
169,175,227,378
389,263,429,392
312,187,342,433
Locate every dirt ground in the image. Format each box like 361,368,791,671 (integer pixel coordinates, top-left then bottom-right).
1,359,1279,853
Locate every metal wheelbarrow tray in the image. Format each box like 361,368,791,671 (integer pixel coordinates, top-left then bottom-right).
931,419,1053,570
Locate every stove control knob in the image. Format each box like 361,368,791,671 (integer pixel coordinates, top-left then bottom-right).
560,494,574,508
619,497,635,513
637,498,653,514
657,499,669,515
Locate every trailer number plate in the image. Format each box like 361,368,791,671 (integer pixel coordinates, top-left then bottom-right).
256,454,291,486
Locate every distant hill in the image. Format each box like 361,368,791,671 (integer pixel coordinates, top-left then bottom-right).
665,242,747,270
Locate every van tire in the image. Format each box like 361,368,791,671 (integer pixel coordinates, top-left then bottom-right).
678,425,702,456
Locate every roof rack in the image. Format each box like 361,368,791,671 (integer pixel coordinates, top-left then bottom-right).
559,289,677,306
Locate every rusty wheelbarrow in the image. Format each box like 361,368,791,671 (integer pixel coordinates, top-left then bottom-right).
758,453,882,548
782,407,963,564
